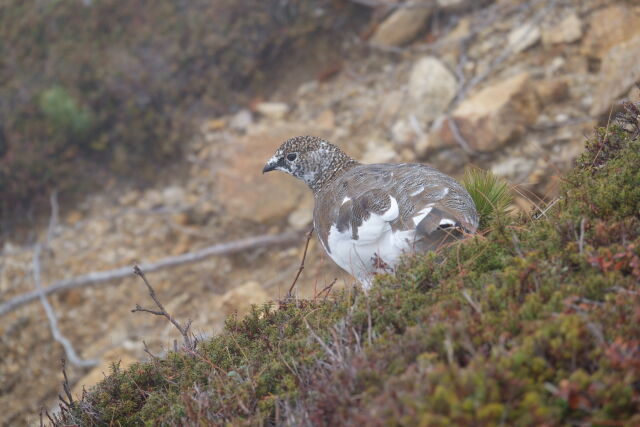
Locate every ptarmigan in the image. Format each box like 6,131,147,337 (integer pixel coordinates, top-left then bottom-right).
263,136,478,288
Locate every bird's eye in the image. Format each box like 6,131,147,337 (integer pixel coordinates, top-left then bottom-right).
286,153,297,161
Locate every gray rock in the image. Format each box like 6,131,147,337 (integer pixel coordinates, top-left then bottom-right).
508,23,541,54
435,73,540,152
255,102,290,120
491,156,536,183
590,35,640,116
407,56,457,121
229,109,253,131
581,5,640,59
370,2,432,47
542,13,583,46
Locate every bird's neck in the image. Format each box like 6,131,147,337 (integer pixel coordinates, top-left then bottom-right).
310,153,359,194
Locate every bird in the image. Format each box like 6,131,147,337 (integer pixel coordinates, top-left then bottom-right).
263,135,479,288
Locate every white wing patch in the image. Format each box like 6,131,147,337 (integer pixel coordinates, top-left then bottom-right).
381,196,399,221
412,205,434,226
326,195,413,289
410,186,424,197
439,218,457,227
341,196,351,205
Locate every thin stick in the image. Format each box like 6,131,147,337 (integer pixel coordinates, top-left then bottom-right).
61,358,75,405
34,243,98,367
578,218,586,255
287,227,314,297
462,290,482,316
446,117,474,154
591,104,615,167
532,197,560,220
315,278,338,300
132,265,195,350
0,231,300,317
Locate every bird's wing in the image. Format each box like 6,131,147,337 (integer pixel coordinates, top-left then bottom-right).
335,188,399,243
315,163,478,251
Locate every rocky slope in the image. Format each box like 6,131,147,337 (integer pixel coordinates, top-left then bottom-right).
1,0,639,424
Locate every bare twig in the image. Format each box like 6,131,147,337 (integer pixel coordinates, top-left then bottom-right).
511,232,525,259
592,104,615,167
131,265,195,351
0,231,300,317
315,278,338,300
142,340,159,360
462,290,482,315
304,318,337,360
578,218,586,255
287,227,314,297
446,117,474,154
532,197,560,220
61,358,74,405
45,408,55,425
33,245,98,367
32,192,98,368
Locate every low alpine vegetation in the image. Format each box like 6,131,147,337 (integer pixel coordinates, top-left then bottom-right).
54,116,640,425
462,167,513,230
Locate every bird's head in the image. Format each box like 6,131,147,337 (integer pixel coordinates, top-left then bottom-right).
263,136,357,192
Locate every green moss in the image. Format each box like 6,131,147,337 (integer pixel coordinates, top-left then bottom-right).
56,126,640,425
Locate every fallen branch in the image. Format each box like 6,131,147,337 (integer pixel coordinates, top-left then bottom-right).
34,192,98,367
132,265,195,351
34,244,98,368
0,232,300,317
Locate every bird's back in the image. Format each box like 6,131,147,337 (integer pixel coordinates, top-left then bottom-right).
311,163,478,286
315,163,478,250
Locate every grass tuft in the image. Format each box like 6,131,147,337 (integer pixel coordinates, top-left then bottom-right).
462,167,514,229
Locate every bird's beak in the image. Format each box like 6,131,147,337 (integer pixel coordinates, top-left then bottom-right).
262,156,281,174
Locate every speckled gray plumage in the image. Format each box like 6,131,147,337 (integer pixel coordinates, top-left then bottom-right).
263,136,479,286
314,162,478,252
262,136,359,193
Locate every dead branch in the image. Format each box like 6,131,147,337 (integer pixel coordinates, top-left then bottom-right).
0,231,301,317
287,227,314,297
462,290,482,315
532,197,560,220
314,278,338,300
446,117,474,154
34,244,98,368
33,192,98,368
578,218,586,255
61,358,74,405
131,265,195,351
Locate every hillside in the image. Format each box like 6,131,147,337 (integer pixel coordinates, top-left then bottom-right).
53,117,640,425
2,1,640,424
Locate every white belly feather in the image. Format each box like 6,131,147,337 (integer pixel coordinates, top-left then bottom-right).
326,196,415,288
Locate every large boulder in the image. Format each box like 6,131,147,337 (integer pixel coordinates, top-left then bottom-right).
433,73,540,152
406,56,458,122
581,4,640,58
590,35,640,116
370,2,432,47
216,125,328,223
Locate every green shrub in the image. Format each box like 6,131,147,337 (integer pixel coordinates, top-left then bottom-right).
39,86,92,140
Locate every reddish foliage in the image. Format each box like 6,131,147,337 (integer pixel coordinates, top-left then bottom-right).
606,338,640,371
588,244,640,278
